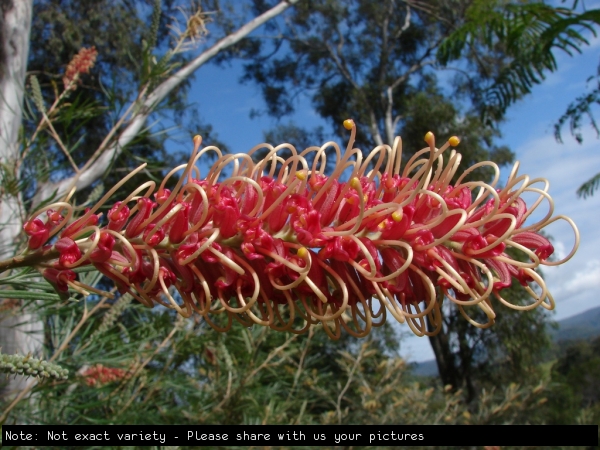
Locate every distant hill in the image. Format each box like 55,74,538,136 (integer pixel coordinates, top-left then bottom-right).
410,306,600,377
410,359,439,377
548,305,600,342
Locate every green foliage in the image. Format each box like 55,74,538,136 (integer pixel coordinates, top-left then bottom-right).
541,336,600,425
576,171,600,198
0,246,558,428
554,58,600,198
555,61,600,145
0,278,550,426
438,0,600,125
427,294,552,402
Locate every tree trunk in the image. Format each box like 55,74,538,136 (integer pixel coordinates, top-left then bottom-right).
0,0,37,401
428,315,478,403
427,324,460,390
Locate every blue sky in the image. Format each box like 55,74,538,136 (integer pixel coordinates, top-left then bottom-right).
167,7,600,363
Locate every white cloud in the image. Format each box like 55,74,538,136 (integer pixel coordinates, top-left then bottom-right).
563,259,600,292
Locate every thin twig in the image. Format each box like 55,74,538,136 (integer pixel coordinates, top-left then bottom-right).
286,326,313,402
336,342,368,424
246,333,298,383
110,317,183,404
42,115,80,173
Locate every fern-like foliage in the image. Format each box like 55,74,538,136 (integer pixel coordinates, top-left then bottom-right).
555,66,600,198
438,0,600,125
555,63,600,144
576,171,600,198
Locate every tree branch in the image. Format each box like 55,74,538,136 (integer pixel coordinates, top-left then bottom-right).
32,0,300,207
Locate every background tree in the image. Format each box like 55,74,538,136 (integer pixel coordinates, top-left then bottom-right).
554,59,600,198
241,0,552,400
436,0,600,197
0,0,36,397
526,335,600,426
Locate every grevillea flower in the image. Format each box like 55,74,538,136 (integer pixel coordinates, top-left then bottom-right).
63,47,97,90
81,364,128,387
21,120,579,339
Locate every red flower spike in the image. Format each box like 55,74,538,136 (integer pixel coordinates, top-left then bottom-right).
82,364,128,387
21,124,579,339
63,47,97,90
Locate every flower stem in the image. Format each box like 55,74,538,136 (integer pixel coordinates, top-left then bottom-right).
0,248,59,275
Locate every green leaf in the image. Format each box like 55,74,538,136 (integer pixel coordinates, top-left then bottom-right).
438,2,600,123
577,171,600,198
0,290,61,301
29,74,46,113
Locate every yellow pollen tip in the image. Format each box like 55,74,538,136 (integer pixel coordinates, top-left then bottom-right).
350,177,360,190
449,136,460,147
378,220,387,230
424,131,434,144
391,210,403,222
193,135,202,144
295,170,307,181
343,119,355,130
297,247,308,258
